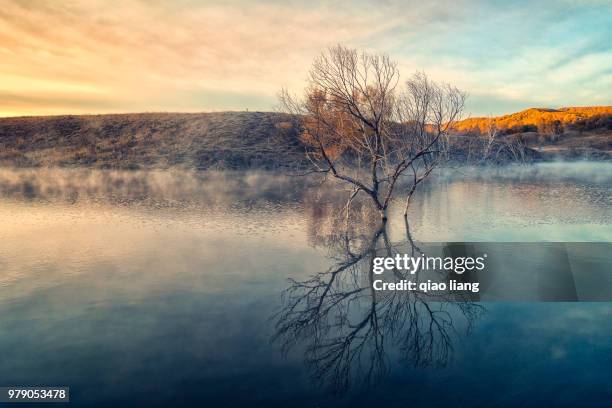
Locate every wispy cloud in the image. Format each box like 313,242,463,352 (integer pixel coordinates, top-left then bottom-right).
0,0,610,116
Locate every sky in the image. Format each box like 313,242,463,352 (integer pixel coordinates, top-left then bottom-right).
0,0,611,117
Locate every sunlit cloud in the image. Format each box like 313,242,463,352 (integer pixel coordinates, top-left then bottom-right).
0,0,610,117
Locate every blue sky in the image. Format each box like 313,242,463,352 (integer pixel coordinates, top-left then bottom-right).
0,0,610,117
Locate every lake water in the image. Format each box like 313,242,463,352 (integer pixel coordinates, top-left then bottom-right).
0,163,610,407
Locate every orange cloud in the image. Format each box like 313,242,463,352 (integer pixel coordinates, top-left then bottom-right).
0,0,405,116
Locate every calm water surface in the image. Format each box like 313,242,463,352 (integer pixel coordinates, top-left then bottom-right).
0,163,610,407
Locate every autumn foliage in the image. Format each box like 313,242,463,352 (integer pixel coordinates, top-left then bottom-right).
454,106,612,135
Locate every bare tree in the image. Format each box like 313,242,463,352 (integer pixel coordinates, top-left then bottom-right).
280,45,466,222
500,134,528,163
463,117,532,165
482,117,498,162
466,116,498,164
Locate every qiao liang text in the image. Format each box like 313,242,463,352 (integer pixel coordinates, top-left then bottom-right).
372,279,480,293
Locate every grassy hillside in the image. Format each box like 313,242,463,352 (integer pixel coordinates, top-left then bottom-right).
454,106,612,134
0,112,306,170
0,109,610,170
451,106,612,161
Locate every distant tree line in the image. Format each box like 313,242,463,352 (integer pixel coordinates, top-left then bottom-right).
485,113,612,136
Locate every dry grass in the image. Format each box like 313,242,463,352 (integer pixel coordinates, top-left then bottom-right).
0,112,306,170
0,109,610,169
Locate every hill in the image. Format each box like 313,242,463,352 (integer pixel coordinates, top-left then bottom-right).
0,108,610,169
0,112,305,170
450,106,612,161
454,106,612,134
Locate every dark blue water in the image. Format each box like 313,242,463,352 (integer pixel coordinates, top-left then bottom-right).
0,165,610,407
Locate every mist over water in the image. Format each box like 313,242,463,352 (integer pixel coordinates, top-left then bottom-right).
0,162,610,407
438,161,612,184
0,162,609,242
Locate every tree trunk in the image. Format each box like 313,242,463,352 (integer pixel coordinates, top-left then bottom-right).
380,208,388,223
403,186,417,216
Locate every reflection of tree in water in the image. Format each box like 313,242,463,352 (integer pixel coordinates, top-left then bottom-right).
274,200,485,393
